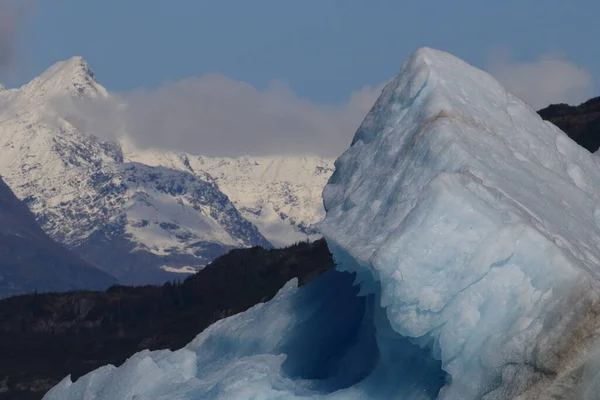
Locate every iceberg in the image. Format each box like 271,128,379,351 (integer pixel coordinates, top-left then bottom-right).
44,48,600,399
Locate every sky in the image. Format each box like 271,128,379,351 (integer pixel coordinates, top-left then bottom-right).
1,0,598,157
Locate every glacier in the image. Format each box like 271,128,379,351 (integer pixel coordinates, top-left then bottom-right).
44,48,600,399
123,147,335,247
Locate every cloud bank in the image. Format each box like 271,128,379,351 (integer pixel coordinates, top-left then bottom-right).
68,76,385,158
64,49,596,159
487,49,594,109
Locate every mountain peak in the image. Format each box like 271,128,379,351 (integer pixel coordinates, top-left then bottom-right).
23,56,107,99
58,56,95,79
44,56,94,80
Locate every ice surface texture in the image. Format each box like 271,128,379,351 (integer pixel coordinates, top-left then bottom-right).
44,48,600,399
321,47,600,398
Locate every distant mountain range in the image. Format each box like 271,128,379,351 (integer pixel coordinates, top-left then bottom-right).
124,148,334,247
0,57,334,285
0,177,114,297
0,57,270,284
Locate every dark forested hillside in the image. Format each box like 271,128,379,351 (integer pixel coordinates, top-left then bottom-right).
0,239,334,399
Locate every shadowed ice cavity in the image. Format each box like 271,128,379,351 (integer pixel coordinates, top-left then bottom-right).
276,268,448,398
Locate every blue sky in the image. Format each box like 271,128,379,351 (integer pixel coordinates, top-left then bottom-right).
1,0,598,156
13,0,598,101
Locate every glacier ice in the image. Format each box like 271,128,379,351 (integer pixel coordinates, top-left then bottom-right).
44,48,600,399
45,270,447,400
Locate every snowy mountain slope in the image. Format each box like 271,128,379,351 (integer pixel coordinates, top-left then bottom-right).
124,146,334,247
0,177,115,297
0,57,269,284
46,48,600,399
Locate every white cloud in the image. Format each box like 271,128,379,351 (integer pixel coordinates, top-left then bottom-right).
62,49,597,159
68,75,386,158
486,49,594,109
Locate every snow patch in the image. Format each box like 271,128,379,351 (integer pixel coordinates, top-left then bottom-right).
160,265,199,274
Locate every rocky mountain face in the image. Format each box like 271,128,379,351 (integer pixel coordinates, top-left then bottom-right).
0,239,334,400
538,97,600,153
0,57,270,285
0,177,115,298
125,148,335,247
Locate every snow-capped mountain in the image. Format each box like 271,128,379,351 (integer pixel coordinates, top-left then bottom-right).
0,177,115,297
124,146,334,247
0,57,269,284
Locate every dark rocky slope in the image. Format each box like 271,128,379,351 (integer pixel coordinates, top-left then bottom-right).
538,97,600,152
0,239,333,399
0,178,115,298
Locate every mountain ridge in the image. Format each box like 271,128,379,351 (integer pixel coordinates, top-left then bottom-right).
0,177,115,297
0,57,270,285
123,145,334,246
